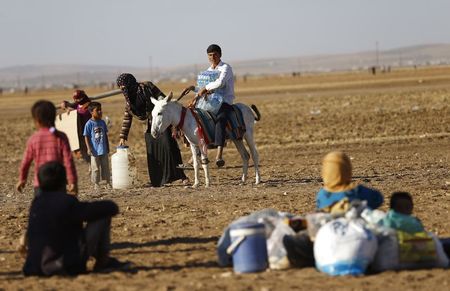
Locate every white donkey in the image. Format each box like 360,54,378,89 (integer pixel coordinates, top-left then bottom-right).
150,92,261,187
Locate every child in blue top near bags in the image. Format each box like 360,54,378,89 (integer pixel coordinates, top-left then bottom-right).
382,191,425,233
83,102,111,190
316,151,384,212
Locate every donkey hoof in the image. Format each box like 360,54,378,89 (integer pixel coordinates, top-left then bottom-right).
215,159,225,168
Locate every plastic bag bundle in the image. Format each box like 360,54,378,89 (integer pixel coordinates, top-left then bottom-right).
306,212,334,241
197,70,219,88
314,218,378,276
371,231,449,272
267,220,296,269
196,70,224,114
217,209,293,267
361,208,386,227
196,95,223,115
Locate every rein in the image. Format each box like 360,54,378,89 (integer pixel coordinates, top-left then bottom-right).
177,106,187,130
173,104,210,150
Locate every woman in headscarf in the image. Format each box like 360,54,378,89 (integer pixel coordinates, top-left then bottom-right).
116,73,188,187
316,151,384,211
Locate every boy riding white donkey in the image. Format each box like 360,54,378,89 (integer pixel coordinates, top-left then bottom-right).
151,44,261,187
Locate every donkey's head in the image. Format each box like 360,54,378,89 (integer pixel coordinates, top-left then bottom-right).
150,92,175,139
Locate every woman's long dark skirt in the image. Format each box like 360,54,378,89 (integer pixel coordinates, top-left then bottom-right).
144,128,187,187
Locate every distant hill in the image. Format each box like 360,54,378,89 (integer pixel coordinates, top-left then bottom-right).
1,43,450,89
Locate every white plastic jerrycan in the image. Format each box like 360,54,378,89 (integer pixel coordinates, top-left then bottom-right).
111,146,135,189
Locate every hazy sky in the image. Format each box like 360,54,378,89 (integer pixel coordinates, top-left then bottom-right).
1,0,450,69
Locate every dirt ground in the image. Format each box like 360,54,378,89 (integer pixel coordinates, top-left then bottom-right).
0,67,449,290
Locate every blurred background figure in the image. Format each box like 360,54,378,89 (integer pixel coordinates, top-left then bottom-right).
60,90,92,163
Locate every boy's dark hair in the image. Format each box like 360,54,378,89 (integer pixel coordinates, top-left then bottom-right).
390,191,413,209
31,100,56,127
38,161,67,192
88,101,101,113
207,44,222,56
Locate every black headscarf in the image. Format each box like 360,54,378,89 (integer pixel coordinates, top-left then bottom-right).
116,73,154,120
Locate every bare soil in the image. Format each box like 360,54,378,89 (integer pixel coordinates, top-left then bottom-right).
0,67,449,290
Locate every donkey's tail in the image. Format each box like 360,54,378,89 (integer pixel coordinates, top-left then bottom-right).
250,104,261,121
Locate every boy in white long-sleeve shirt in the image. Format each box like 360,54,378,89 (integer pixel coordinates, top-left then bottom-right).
182,44,235,167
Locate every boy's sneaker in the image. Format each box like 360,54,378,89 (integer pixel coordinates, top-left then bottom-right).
93,257,131,273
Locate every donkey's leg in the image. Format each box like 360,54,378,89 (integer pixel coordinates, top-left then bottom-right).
201,163,210,188
244,128,261,184
197,147,211,187
198,147,211,187
233,139,250,184
190,145,200,188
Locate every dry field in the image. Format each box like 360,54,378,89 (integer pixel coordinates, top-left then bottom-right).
0,67,449,290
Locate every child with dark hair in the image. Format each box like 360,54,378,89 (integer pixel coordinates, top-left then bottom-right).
382,191,425,233
17,100,78,195
390,192,414,215
83,101,111,189
23,161,127,276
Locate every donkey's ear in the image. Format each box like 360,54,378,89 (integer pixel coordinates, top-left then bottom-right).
164,91,173,102
150,97,157,105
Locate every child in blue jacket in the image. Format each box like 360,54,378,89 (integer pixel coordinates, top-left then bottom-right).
316,151,384,211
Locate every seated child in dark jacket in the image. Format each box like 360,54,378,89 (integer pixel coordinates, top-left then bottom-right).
23,161,127,276
316,151,384,212
382,191,425,233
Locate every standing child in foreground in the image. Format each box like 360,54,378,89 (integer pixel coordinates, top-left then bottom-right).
16,100,78,195
83,102,111,189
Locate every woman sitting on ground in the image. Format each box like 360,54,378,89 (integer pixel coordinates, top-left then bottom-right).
316,151,384,212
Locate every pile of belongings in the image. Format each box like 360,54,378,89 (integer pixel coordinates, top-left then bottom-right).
217,203,449,275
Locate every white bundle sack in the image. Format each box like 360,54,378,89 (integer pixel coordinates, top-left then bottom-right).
371,231,449,272
314,217,378,276
267,220,296,270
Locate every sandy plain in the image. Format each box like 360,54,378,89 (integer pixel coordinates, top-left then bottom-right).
0,67,449,290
